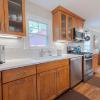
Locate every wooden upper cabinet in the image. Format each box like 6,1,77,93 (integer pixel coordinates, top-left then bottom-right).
4,0,26,36
75,18,84,32
0,0,4,32
61,13,68,40
67,15,75,41
3,75,37,100
53,11,60,41
53,11,66,41
52,6,85,41
52,11,68,41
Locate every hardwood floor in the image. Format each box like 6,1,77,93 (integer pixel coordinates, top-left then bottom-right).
56,73,100,100
74,74,100,100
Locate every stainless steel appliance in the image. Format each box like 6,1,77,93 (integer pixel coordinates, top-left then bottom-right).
0,45,5,64
73,28,85,41
70,57,82,88
68,48,93,81
83,52,93,81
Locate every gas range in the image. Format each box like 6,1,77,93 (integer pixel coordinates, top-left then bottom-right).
68,52,93,59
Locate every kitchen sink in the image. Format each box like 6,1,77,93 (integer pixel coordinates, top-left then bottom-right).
34,55,62,61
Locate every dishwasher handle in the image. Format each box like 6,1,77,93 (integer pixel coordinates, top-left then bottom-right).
70,57,82,61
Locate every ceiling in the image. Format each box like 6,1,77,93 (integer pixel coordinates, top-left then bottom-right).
31,0,100,32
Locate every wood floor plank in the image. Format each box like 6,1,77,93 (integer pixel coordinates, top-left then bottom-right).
74,74,100,100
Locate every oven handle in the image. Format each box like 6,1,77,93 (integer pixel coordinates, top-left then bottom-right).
84,58,92,61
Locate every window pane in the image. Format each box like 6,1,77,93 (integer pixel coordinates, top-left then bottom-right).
29,21,38,33
39,23,47,31
39,23,47,35
29,20,48,46
29,34,47,46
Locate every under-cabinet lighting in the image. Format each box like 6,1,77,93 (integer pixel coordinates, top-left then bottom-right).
0,34,18,39
55,40,67,43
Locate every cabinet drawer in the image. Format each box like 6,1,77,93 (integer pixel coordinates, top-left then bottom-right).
2,65,36,83
37,59,69,73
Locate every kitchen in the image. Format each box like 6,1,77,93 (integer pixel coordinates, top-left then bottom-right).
0,0,100,100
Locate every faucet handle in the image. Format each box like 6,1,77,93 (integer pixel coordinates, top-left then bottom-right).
48,50,52,56
40,49,44,57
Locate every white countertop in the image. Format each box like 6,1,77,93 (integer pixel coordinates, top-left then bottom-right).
0,54,83,71
93,49,99,54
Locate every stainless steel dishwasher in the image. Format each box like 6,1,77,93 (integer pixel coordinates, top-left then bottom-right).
70,57,82,88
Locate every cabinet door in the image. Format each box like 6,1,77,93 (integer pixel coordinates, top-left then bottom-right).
67,16,74,41
4,0,26,36
0,0,4,32
3,75,37,100
61,13,67,40
37,70,56,100
56,66,69,95
92,54,98,71
76,18,84,32
0,85,1,100
53,11,61,41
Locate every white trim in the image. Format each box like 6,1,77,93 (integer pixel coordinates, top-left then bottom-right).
24,15,52,49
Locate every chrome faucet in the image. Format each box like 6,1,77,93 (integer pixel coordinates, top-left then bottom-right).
40,49,44,57
0,45,5,64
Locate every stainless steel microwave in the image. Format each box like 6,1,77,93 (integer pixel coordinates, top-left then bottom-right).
73,28,85,41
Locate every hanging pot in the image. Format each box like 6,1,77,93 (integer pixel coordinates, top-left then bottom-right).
84,35,90,41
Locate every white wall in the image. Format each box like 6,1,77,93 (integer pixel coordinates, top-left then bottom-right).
25,0,53,48
89,30,100,49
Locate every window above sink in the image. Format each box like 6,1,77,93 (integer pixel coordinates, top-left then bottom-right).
29,20,49,47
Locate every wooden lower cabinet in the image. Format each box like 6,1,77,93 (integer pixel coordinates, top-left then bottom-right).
56,66,69,95
92,54,98,71
1,59,69,100
0,84,2,100
0,72,1,100
37,70,57,100
3,75,37,100
37,60,70,100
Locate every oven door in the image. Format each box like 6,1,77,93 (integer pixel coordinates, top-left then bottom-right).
83,58,93,81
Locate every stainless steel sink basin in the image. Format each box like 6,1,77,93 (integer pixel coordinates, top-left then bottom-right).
34,56,62,61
